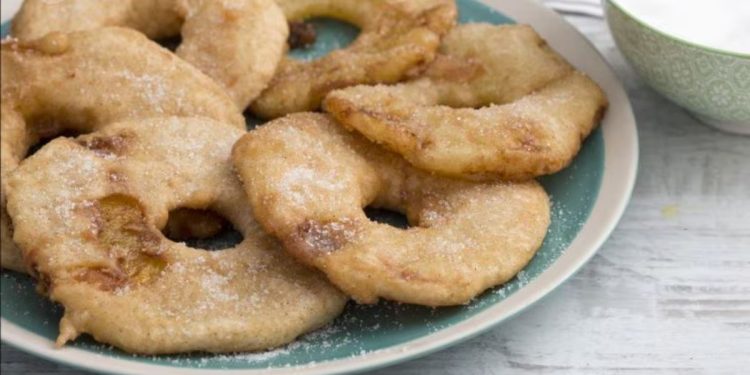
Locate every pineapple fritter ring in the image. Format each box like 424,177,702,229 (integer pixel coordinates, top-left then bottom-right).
5,117,346,354
232,113,550,306
250,0,457,118
0,27,244,273
325,24,609,180
11,0,288,108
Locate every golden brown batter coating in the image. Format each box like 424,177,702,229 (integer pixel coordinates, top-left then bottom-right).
251,0,457,118
0,27,243,272
325,24,608,180
11,0,289,108
5,117,346,354
232,113,550,306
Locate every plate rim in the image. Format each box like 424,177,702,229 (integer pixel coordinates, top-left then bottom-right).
0,0,639,373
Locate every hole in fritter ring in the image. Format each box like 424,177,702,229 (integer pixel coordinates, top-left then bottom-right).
23,115,89,158
155,35,182,52
242,109,267,130
161,207,244,251
24,129,83,158
364,206,411,229
287,18,360,61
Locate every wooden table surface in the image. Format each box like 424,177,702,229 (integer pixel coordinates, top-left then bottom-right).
2,3,749,375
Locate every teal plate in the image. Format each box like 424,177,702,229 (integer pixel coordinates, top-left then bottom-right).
0,0,638,373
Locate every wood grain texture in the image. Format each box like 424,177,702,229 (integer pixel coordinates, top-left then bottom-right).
2,5,749,375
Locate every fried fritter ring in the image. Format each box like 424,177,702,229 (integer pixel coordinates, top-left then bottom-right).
11,0,288,108
250,0,457,118
232,113,550,306
325,24,608,180
0,27,244,273
5,117,346,354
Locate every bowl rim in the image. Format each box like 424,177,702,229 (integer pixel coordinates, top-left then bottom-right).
605,0,750,59
0,0,640,373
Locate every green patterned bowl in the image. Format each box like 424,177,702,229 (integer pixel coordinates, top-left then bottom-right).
605,0,750,134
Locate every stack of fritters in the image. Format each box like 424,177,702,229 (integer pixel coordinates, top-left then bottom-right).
1,0,606,354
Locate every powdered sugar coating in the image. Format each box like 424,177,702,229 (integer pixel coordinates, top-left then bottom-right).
0,27,244,273
325,24,608,180
11,0,289,108
251,0,457,118
5,117,346,354
232,113,551,306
